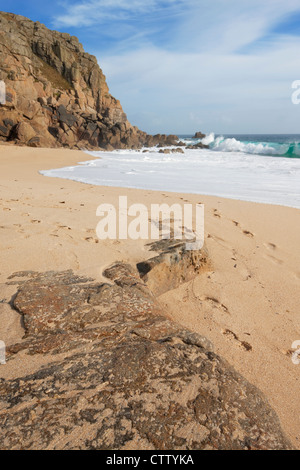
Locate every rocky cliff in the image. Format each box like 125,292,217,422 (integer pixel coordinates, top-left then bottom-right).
0,12,178,150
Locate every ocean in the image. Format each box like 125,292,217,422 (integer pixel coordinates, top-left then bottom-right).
41,134,300,209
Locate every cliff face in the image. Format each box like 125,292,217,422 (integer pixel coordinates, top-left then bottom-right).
0,11,154,150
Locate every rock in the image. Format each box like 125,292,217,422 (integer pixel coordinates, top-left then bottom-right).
137,239,210,296
0,241,293,450
193,131,206,139
1,258,292,450
57,105,77,127
187,142,209,149
28,137,41,147
0,123,10,137
21,100,40,120
14,122,37,144
146,134,180,147
3,118,14,128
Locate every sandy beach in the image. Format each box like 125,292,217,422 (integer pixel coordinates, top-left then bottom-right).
0,144,300,448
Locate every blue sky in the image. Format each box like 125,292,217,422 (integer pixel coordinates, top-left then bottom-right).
2,0,300,134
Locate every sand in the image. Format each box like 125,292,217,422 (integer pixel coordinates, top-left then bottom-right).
0,144,299,448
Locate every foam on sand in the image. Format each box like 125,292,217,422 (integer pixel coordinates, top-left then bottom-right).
41,146,300,209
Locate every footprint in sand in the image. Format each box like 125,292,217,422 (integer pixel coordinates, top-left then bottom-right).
222,329,253,352
238,267,252,281
199,296,230,314
207,234,235,255
208,234,225,243
213,209,221,218
243,230,254,238
232,220,255,238
84,237,99,244
281,349,294,358
56,224,72,231
265,242,277,251
179,197,190,203
264,254,283,266
13,224,25,234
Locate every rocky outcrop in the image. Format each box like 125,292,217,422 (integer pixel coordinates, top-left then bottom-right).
159,147,184,154
193,131,206,139
0,242,292,450
137,240,210,296
186,142,209,149
0,12,178,150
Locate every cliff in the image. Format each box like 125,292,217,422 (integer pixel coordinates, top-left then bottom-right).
0,12,177,150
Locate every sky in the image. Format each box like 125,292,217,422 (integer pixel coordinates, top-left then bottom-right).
2,0,300,134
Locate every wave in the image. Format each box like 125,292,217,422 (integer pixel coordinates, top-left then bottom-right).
201,132,215,146
200,134,300,158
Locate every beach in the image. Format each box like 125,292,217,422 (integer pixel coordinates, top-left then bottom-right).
0,144,300,448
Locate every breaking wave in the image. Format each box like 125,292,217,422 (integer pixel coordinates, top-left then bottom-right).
200,134,300,158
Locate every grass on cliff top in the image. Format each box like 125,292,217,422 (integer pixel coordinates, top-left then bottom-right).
38,58,72,91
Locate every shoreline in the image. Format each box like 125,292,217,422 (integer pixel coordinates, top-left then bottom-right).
0,144,300,448
41,146,300,210
42,160,300,211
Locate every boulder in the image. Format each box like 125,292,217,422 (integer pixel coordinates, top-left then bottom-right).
187,142,209,149
194,131,206,139
1,249,292,450
137,239,210,296
14,121,37,144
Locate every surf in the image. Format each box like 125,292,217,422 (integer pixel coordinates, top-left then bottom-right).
199,134,300,159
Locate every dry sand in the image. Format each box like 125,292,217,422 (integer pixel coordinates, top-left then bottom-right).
0,144,299,448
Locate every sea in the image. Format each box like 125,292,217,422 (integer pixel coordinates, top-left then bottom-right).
41,134,300,209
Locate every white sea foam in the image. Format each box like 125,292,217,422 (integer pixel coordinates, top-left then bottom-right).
201,132,215,146
41,146,300,209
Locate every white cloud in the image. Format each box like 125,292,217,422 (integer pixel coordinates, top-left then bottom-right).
101,36,300,134
170,0,300,53
53,0,300,133
54,0,183,27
